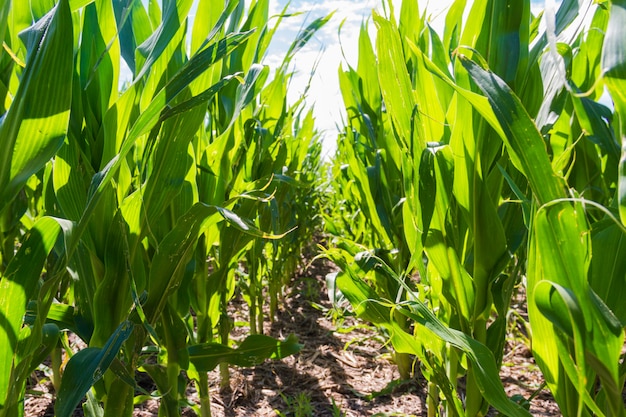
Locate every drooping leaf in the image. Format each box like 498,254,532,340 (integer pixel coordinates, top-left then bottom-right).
399,303,532,417
461,56,567,206
187,334,302,372
55,321,133,417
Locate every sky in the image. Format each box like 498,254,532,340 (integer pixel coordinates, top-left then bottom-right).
260,0,546,158
263,0,449,157
132,1,548,158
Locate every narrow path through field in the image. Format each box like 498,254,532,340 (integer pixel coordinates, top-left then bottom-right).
25,258,561,417
209,257,428,416
207,258,560,417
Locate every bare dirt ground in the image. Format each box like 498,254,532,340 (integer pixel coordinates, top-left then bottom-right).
25,257,560,417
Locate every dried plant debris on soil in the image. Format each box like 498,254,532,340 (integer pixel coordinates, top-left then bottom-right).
25,258,560,416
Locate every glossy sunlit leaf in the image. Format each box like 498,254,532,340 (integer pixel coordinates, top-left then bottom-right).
0,0,73,213
461,56,566,205
0,217,68,408
399,304,533,417
603,0,626,225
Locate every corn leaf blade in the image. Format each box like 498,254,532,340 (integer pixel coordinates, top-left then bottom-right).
55,321,133,417
187,334,302,372
0,0,73,213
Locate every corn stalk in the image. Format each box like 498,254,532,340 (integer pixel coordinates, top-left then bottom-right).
327,0,625,415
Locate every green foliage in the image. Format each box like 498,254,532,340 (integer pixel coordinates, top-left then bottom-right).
277,392,314,417
1,0,625,416
326,0,626,416
0,1,326,416
187,334,302,372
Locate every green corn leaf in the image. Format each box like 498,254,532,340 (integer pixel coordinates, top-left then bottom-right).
590,221,626,325
70,33,253,256
187,334,302,372
25,302,93,341
143,203,223,324
55,320,133,417
216,206,290,239
335,268,394,325
282,13,333,68
603,0,626,113
134,0,194,81
90,211,133,348
0,1,9,53
531,202,624,416
534,280,623,416
143,201,285,324
529,0,591,70
53,139,88,222
112,0,152,75
341,141,393,249
139,113,204,227
571,6,608,97
570,96,619,162
157,74,238,122
0,0,73,213
356,22,381,117
373,12,420,152
443,0,467,56
0,216,69,407
332,249,530,417
527,207,580,415
82,391,104,417
130,31,253,141
79,0,120,120
398,0,420,47
70,0,96,11
420,50,507,140
398,304,533,417
231,0,269,72
534,281,584,341
460,55,566,205
488,0,530,86
602,0,626,225
191,0,224,53
2,2,30,94
401,153,424,274
233,63,269,119
418,146,439,241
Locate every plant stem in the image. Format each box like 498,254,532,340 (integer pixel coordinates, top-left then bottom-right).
427,381,439,417
51,345,62,392
103,377,134,417
219,309,231,389
466,319,488,417
198,373,212,417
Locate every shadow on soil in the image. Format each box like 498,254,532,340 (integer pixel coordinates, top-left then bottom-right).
215,257,427,416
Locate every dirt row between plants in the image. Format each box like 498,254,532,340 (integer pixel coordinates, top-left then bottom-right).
25,257,560,417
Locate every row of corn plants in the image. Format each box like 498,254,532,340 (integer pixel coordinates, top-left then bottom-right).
325,0,625,415
0,0,328,416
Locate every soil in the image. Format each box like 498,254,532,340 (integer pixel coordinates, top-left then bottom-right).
24,257,561,417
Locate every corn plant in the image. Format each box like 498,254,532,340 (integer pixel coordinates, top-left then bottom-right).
327,0,625,415
182,3,330,394
0,0,326,416
0,1,74,415
457,0,625,414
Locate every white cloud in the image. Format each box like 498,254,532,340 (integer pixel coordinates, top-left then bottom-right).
264,0,458,157
266,0,552,158
263,0,380,157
